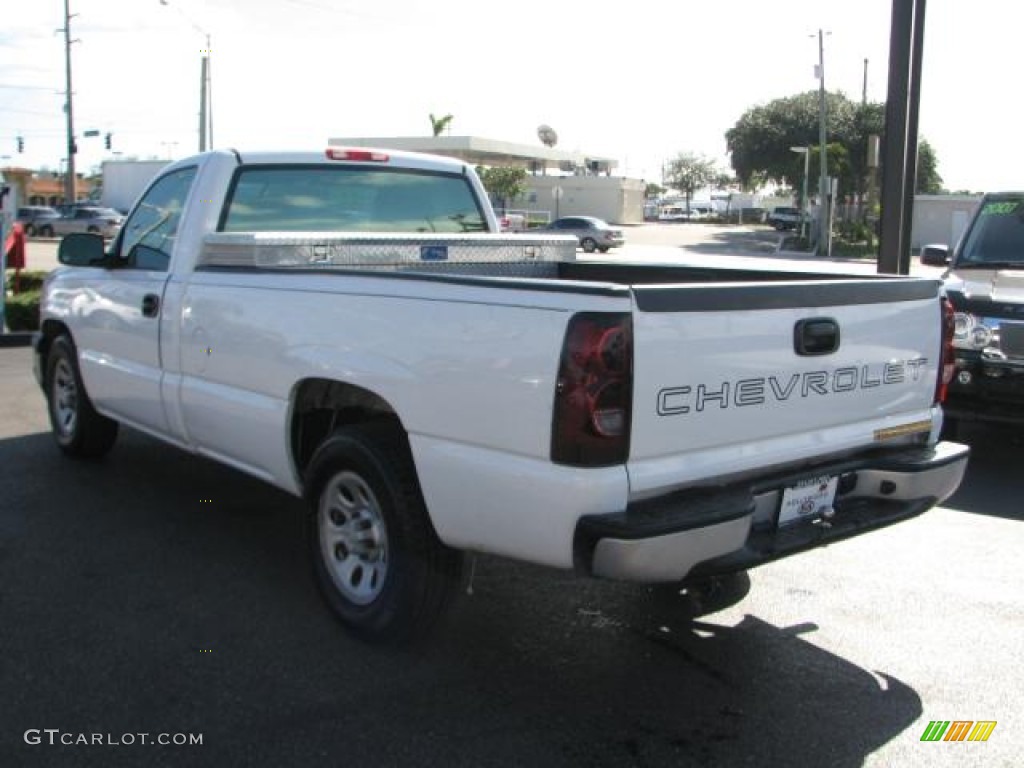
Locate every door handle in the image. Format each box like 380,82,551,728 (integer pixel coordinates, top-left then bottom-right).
794,317,840,356
141,293,160,318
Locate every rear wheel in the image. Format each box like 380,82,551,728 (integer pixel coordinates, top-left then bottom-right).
45,335,119,458
39,224,54,238
305,423,462,644
24,223,37,237
581,237,597,253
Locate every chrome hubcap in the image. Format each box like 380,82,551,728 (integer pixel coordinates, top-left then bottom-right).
52,358,78,438
319,471,388,605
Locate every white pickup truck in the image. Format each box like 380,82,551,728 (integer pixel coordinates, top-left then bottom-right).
34,147,968,643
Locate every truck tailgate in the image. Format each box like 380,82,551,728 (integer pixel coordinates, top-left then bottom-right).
627,278,943,496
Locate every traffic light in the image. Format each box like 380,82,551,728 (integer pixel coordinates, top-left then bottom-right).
17,136,24,153
104,132,112,150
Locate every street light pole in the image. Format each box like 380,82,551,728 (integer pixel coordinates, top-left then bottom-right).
816,28,830,256
790,146,810,240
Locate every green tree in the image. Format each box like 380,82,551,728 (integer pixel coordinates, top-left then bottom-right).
429,113,453,137
645,182,666,198
665,152,717,211
726,91,941,203
711,172,736,191
916,139,943,194
476,165,527,211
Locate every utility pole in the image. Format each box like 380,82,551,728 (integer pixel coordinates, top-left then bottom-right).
62,0,78,205
160,1,213,152
863,58,869,105
815,29,830,257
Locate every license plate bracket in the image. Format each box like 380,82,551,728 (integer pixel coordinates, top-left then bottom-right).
778,475,839,527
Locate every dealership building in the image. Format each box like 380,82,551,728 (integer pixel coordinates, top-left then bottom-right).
328,135,646,225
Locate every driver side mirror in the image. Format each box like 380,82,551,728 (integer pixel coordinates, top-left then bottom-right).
58,232,108,267
920,244,950,266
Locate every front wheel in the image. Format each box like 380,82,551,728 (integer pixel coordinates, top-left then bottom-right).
598,246,610,253
581,237,597,253
305,423,462,644
45,335,119,458
39,224,54,238
24,223,37,237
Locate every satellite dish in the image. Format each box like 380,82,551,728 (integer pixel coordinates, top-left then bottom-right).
537,124,558,148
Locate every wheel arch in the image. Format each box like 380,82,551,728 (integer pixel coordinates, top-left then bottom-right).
36,319,74,376
289,377,407,493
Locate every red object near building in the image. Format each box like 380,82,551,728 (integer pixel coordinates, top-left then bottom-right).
4,221,26,270
4,221,26,292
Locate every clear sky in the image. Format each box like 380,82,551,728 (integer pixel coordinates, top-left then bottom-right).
1,0,1019,193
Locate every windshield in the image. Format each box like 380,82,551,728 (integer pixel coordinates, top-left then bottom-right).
958,196,1024,267
221,166,488,234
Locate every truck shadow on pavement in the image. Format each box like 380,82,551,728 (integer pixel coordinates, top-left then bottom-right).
0,427,936,767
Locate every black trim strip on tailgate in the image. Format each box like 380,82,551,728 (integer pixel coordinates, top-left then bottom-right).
633,278,940,313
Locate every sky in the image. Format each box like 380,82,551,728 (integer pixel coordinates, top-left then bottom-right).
1,0,1020,193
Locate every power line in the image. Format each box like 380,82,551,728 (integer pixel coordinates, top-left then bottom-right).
0,84,60,91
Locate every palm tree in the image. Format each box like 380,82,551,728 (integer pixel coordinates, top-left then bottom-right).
429,113,453,137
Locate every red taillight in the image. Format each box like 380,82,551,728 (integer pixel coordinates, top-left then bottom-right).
325,148,389,162
551,313,633,466
936,297,955,404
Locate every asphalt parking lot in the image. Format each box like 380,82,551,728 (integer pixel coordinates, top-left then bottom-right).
0,343,1021,768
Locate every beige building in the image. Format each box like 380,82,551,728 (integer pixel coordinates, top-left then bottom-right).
328,135,645,225
911,194,983,250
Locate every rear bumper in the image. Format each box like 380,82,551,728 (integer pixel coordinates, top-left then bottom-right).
574,441,969,583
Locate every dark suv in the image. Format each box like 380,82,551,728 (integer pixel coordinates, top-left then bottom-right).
922,191,1024,435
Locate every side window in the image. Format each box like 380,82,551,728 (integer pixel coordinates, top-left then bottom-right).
117,167,197,271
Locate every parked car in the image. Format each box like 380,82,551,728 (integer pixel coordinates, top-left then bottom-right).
15,205,61,237
658,205,687,222
766,206,806,231
536,216,624,252
41,206,125,239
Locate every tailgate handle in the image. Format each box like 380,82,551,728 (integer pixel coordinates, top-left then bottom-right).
794,318,840,356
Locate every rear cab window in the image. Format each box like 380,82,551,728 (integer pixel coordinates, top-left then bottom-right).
219,166,488,234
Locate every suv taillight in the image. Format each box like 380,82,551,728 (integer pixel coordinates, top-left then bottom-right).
936,297,955,405
551,313,633,466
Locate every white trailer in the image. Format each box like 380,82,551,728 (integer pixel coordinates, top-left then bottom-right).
100,160,169,214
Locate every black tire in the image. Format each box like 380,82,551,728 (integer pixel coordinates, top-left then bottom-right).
647,570,751,618
24,223,37,237
40,224,54,238
45,335,119,458
598,246,610,253
87,225,100,234
305,423,462,644
581,237,597,253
